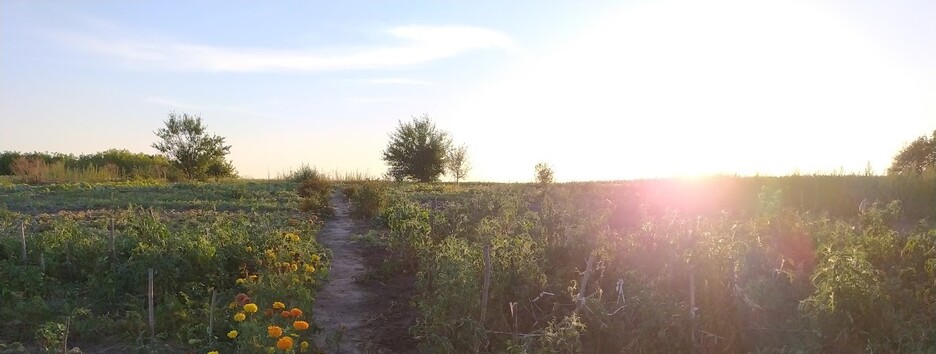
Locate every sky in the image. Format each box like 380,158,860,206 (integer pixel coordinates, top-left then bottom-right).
1,0,934,182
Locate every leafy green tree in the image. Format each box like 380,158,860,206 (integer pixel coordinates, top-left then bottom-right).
888,130,936,175
445,144,470,185
382,114,452,182
152,112,234,180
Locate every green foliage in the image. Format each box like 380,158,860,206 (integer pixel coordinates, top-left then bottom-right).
0,181,326,352
382,114,452,182
289,164,319,183
347,180,388,220
888,129,936,175
1,150,171,183
296,171,333,217
379,179,936,353
152,112,235,180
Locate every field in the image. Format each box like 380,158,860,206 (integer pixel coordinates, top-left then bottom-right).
3,174,936,353
0,181,328,353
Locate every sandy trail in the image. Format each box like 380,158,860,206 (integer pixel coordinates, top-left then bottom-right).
312,192,372,354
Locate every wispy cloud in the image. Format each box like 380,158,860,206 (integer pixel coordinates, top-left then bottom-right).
364,77,434,85
144,96,281,119
52,25,512,73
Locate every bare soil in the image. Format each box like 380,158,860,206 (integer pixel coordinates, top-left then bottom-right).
312,192,417,354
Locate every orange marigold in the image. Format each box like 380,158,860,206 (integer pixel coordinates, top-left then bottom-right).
293,320,310,331
281,310,292,318
290,308,303,317
276,336,294,350
267,325,283,338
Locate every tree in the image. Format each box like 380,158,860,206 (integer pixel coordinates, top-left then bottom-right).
446,144,470,185
535,162,554,185
382,114,452,182
152,112,234,180
888,130,936,175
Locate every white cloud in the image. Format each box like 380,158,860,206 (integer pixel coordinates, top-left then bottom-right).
54,25,512,73
364,77,433,85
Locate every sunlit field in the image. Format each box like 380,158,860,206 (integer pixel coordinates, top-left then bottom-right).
3,171,936,352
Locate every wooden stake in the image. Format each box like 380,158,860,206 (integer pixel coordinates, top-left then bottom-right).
40,253,45,273
690,268,697,353
208,290,217,343
478,243,493,354
575,252,596,314
110,218,116,262
20,221,27,265
148,268,155,341
480,243,492,324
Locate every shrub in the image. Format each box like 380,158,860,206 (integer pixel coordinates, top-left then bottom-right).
348,180,387,220
297,171,330,199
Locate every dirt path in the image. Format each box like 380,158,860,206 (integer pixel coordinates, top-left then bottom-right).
313,192,373,353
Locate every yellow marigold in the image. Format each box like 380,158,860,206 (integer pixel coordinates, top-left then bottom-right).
276,336,294,350
266,347,275,354
300,340,310,352
235,278,246,285
267,325,283,338
274,262,282,268
233,312,246,322
208,351,219,354
265,249,276,259
248,275,258,281
227,330,238,339
310,254,321,263
289,308,303,317
286,233,300,242
227,301,237,309
245,246,253,252
304,264,315,273
293,320,310,331
244,303,258,313
289,263,299,272
272,301,286,309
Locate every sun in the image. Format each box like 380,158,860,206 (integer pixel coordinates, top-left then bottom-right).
449,0,923,181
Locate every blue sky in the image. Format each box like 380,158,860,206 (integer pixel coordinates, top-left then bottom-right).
1,0,934,181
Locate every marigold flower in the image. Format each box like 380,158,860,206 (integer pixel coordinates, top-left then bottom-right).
289,263,299,272
233,312,246,322
276,336,294,350
273,301,286,309
267,325,283,338
244,303,258,313
293,320,310,331
266,347,275,354
245,246,253,252
274,262,282,268
208,351,219,354
227,330,238,339
300,341,310,352
304,264,315,273
228,301,237,309
235,278,246,285
287,233,300,242
311,254,321,263
248,275,258,281
290,308,303,317
281,310,292,318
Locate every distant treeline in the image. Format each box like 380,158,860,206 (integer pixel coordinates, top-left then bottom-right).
0,149,173,182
